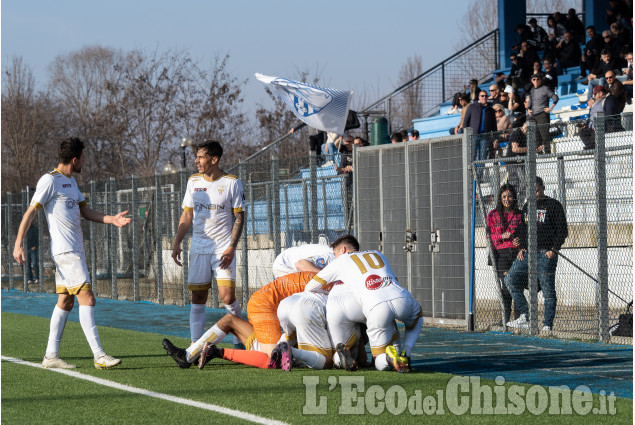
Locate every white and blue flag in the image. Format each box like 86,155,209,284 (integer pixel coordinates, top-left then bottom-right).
255,73,352,134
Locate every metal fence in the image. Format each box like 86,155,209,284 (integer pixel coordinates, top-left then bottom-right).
1,153,351,308
470,113,633,342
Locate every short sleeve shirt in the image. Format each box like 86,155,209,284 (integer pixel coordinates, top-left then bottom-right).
30,169,86,256
273,244,335,271
182,172,245,254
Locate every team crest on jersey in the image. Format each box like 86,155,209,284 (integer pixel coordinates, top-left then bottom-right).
217,186,226,195
65,199,77,209
194,188,207,192
365,274,392,290
315,258,326,267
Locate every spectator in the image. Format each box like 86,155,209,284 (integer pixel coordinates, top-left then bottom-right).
605,70,626,111
322,132,342,164
579,26,604,79
409,129,420,141
449,93,470,135
488,84,504,106
556,32,582,70
564,8,585,42
542,57,559,92
527,17,548,51
499,91,511,116
545,15,567,58
506,121,528,195
505,176,568,332
400,129,409,143
492,104,511,156
519,41,540,67
610,22,631,62
463,89,497,166
506,52,532,92
601,30,621,63
26,221,39,284
486,183,523,325
507,90,526,123
513,23,534,49
586,49,622,91
335,135,354,175
308,126,326,159
390,132,403,143
447,79,479,114
579,85,608,149
623,51,633,101
527,73,559,154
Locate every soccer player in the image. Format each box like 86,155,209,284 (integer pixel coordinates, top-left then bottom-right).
12,137,130,370
172,140,245,347
272,243,334,278
163,271,319,371
305,235,423,372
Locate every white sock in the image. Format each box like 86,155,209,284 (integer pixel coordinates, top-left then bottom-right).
333,353,342,368
45,306,70,358
190,304,206,342
186,324,227,363
291,348,326,370
224,300,241,345
402,317,423,357
79,306,104,358
374,353,390,371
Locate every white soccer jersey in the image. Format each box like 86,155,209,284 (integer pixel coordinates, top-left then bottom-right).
30,169,86,256
272,244,334,278
182,172,245,254
306,250,409,316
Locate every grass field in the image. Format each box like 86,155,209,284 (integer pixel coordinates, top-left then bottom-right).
1,312,632,424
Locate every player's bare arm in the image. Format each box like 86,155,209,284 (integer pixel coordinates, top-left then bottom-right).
12,206,38,264
80,206,131,227
294,259,321,274
220,211,244,269
172,209,194,267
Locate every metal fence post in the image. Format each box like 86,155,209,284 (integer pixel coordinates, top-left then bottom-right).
526,120,538,336
309,151,318,243
266,184,273,241
284,184,290,235
7,192,14,290
271,155,281,258
179,170,189,306
154,173,164,304
594,113,609,342
556,156,567,210
131,175,139,302
239,162,249,307
462,128,473,329
109,178,118,300
302,181,310,232
22,188,28,291
321,178,328,231
90,181,97,296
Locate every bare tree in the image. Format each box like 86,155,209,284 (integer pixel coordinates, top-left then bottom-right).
1,57,59,192
393,55,424,131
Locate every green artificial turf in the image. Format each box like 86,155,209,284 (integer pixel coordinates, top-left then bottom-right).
2,312,632,424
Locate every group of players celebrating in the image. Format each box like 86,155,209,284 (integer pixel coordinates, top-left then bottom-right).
12,137,422,373
162,141,423,373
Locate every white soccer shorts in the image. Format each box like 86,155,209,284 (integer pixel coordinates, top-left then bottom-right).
53,251,91,294
187,252,236,291
325,289,365,351
366,296,421,357
289,292,334,357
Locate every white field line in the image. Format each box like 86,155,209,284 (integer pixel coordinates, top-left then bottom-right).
2,356,289,425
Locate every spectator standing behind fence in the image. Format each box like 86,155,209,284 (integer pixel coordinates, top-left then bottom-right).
505,176,568,332
391,132,403,143
450,94,470,135
527,18,548,51
578,26,604,79
172,140,245,348
322,132,342,164
12,137,130,370
491,104,511,156
506,52,532,92
556,32,582,71
564,8,585,43
527,73,558,154
506,122,528,198
463,90,497,165
542,57,558,92
579,85,608,150
409,130,420,141
26,219,39,284
487,183,523,325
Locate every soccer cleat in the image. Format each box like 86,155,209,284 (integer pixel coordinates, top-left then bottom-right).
162,338,191,369
279,342,292,371
268,343,283,369
400,350,413,372
506,314,529,329
198,343,224,370
42,355,76,369
386,346,410,373
335,343,358,372
94,353,122,370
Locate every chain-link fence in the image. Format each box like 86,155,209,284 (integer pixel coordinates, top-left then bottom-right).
470,113,633,342
1,153,351,308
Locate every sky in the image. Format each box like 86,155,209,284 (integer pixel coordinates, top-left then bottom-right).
2,0,473,115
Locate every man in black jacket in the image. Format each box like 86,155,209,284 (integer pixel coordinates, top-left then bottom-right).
505,177,568,331
463,89,497,164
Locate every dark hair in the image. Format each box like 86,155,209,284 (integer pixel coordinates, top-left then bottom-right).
400,129,409,140
600,49,611,56
470,79,478,85
495,183,519,227
411,129,419,137
459,93,470,101
391,132,403,143
536,176,544,187
510,52,518,59
196,140,223,159
586,25,595,31
330,235,359,252
59,137,86,164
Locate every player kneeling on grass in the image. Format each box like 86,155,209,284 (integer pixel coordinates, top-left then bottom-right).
305,235,423,373
163,271,330,371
